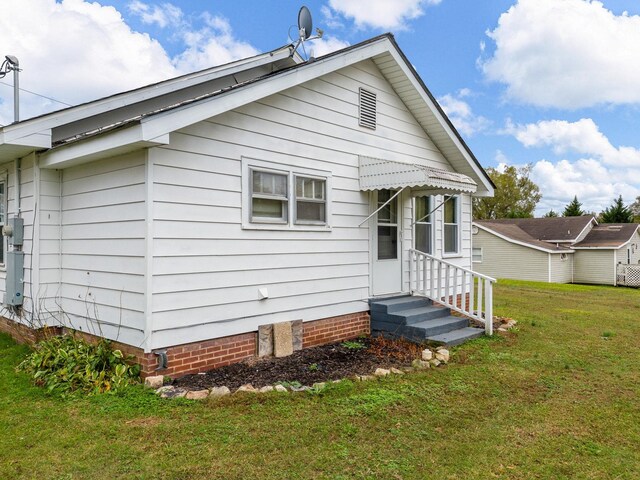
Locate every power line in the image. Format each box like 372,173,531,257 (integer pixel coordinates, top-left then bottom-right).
0,81,73,107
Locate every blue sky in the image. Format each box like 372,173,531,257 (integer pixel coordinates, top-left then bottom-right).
2,0,640,215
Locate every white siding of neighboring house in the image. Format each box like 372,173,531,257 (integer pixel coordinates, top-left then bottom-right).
549,253,573,283
59,151,147,347
623,230,640,265
574,249,616,285
148,59,466,349
472,228,550,282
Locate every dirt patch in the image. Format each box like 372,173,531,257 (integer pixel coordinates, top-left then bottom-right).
172,337,422,391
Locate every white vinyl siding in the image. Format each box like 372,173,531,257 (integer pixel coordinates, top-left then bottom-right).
574,250,616,286
549,253,573,283
472,228,550,282
148,58,457,349
59,152,147,346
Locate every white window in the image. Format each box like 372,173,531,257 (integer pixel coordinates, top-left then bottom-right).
251,170,288,223
472,247,483,263
295,176,326,224
443,195,460,255
414,196,432,254
242,158,331,230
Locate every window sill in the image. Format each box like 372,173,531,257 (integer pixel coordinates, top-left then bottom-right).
442,253,463,259
242,223,332,232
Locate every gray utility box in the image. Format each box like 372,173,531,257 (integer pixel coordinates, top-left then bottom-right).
8,217,24,246
5,251,24,305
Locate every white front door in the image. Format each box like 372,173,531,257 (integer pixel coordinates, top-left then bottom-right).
372,189,403,295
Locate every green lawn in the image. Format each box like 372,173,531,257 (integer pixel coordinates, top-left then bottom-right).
2,280,640,479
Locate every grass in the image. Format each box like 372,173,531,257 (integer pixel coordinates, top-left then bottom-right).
1,279,640,479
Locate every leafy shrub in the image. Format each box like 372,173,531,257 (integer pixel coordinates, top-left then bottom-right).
17,335,141,395
341,340,366,350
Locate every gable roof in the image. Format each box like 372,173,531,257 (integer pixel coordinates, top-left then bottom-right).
476,216,595,242
0,34,494,196
573,224,640,248
475,221,573,253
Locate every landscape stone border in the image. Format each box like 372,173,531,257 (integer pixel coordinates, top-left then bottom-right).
146,318,519,400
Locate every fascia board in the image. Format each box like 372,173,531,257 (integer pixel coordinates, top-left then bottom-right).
0,47,294,145
139,40,391,140
0,128,52,149
474,222,572,254
382,50,494,197
39,125,169,168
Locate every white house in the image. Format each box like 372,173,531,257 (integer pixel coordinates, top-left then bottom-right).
473,217,640,286
0,34,494,376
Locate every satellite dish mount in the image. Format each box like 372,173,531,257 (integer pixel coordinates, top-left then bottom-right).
291,6,323,59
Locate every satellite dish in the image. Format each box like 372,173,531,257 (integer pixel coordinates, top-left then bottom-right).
298,6,312,40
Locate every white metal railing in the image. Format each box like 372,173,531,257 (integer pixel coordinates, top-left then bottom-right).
409,249,497,335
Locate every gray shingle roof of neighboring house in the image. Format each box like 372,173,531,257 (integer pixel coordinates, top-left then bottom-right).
475,221,574,252
475,216,595,242
573,224,640,248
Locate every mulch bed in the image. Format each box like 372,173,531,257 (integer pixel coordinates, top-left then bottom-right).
172,336,423,391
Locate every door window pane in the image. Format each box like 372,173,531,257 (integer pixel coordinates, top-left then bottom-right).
378,226,398,260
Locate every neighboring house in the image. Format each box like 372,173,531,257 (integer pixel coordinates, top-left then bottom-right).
473,216,640,286
0,34,494,376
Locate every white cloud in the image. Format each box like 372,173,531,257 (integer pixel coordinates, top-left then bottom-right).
482,0,640,108
438,91,490,137
307,36,350,58
505,118,640,214
0,0,260,124
172,13,259,72
128,1,183,28
0,0,177,125
531,159,639,215
326,0,441,31
507,118,640,167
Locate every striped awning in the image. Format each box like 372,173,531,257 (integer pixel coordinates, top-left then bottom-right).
359,156,477,194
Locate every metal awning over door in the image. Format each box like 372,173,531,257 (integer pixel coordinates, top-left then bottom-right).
359,156,477,195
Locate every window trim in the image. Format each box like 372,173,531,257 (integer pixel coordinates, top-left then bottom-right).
413,195,433,255
442,194,461,257
242,157,332,231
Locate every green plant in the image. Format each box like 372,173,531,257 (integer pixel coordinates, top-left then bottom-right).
17,335,140,395
308,363,319,372
341,340,366,350
602,331,615,339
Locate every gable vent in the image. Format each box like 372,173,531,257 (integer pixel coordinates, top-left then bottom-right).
359,88,377,130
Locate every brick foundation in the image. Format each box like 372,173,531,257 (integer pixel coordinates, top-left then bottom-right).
303,312,370,348
1,310,371,378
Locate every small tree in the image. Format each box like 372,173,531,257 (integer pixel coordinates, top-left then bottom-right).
630,195,640,222
473,164,542,219
544,209,559,217
563,196,584,216
599,195,634,223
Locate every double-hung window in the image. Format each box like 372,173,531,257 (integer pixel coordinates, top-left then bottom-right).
244,158,330,229
295,176,326,224
251,170,288,223
443,195,460,255
414,196,432,254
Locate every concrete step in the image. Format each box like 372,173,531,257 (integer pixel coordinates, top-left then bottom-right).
426,327,485,346
383,305,451,325
372,315,469,340
369,295,431,314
